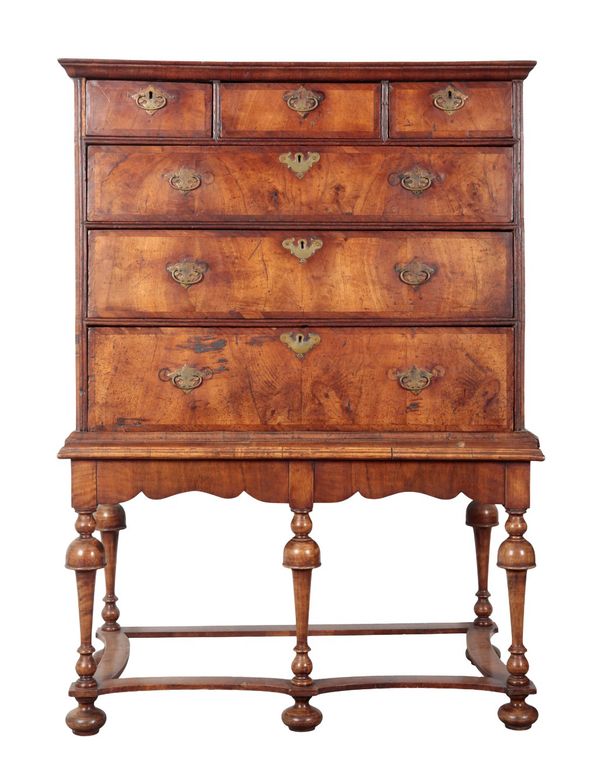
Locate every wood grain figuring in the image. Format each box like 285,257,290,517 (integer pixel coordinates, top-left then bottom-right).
220,83,380,138
92,459,509,506
313,461,506,503
88,230,513,320
86,145,513,223
389,82,513,138
85,80,212,137
96,460,290,503
60,59,542,733
87,327,513,432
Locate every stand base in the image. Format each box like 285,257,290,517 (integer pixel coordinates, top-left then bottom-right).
67,620,536,733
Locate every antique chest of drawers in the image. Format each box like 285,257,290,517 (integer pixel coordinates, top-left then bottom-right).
58,59,543,735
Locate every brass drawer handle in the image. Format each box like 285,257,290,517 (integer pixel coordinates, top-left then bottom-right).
280,331,321,359
432,84,468,114
158,365,213,394
168,168,213,194
279,151,320,179
388,166,435,196
166,259,209,288
283,85,324,118
132,84,168,114
395,259,435,286
282,236,323,263
390,365,441,396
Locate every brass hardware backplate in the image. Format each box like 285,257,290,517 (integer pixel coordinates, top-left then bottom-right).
283,85,325,118
282,236,324,263
390,365,437,396
432,84,469,114
394,259,436,286
158,364,213,393
168,168,203,193
280,331,321,359
388,166,435,196
166,259,209,288
132,84,168,114
279,151,320,179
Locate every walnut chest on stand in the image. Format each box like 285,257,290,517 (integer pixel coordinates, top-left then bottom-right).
58,59,543,735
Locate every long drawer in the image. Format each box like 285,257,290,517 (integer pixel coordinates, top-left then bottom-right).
87,145,513,223
88,230,513,320
88,327,513,432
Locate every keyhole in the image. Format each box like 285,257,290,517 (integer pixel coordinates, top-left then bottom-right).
148,90,153,100
297,334,304,343
448,89,452,99
296,153,302,163
299,239,306,249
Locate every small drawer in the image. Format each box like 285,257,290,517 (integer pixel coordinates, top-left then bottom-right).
389,81,513,138
85,80,212,137
220,83,380,138
87,145,513,223
88,230,513,320
88,327,513,432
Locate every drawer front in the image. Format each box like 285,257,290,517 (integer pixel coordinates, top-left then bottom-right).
389,81,513,138
85,80,212,137
88,327,513,432
220,83,380,138
88,230,513,320
87,145,513,223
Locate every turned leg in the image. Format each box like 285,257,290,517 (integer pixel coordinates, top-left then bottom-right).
95,505,127,632
497,508,538,730
65,509,107,735
466,502,499,627
281,508,322,732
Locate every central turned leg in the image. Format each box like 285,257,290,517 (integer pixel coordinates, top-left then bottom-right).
65,509,107,735
95,505,127,632
281,508,323,731
466,502,499,627
497,508,538,730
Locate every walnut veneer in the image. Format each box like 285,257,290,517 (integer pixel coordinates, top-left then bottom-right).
58,59,543,735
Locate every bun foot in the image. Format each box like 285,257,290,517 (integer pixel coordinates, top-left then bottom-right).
282,698,323,732
498,698,538,730
66,699,107,736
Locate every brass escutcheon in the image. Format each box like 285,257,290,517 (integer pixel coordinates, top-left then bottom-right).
132,84,168,114
282,236,324,263
279,151,320,179
169,168,202,193
390,365,438,396
158,365,213,393
432,84,469,114
166,259,209,288
395,258,436,286
388,166,435,196
280,331,321,359
283,85,325,118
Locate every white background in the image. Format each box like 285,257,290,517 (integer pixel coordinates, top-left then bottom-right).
2,1,599,769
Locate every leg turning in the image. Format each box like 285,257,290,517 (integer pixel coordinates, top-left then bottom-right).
95,504,127,632
466,502,499,627
497,509,538,730
281,509,322,732
65,510,107,735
